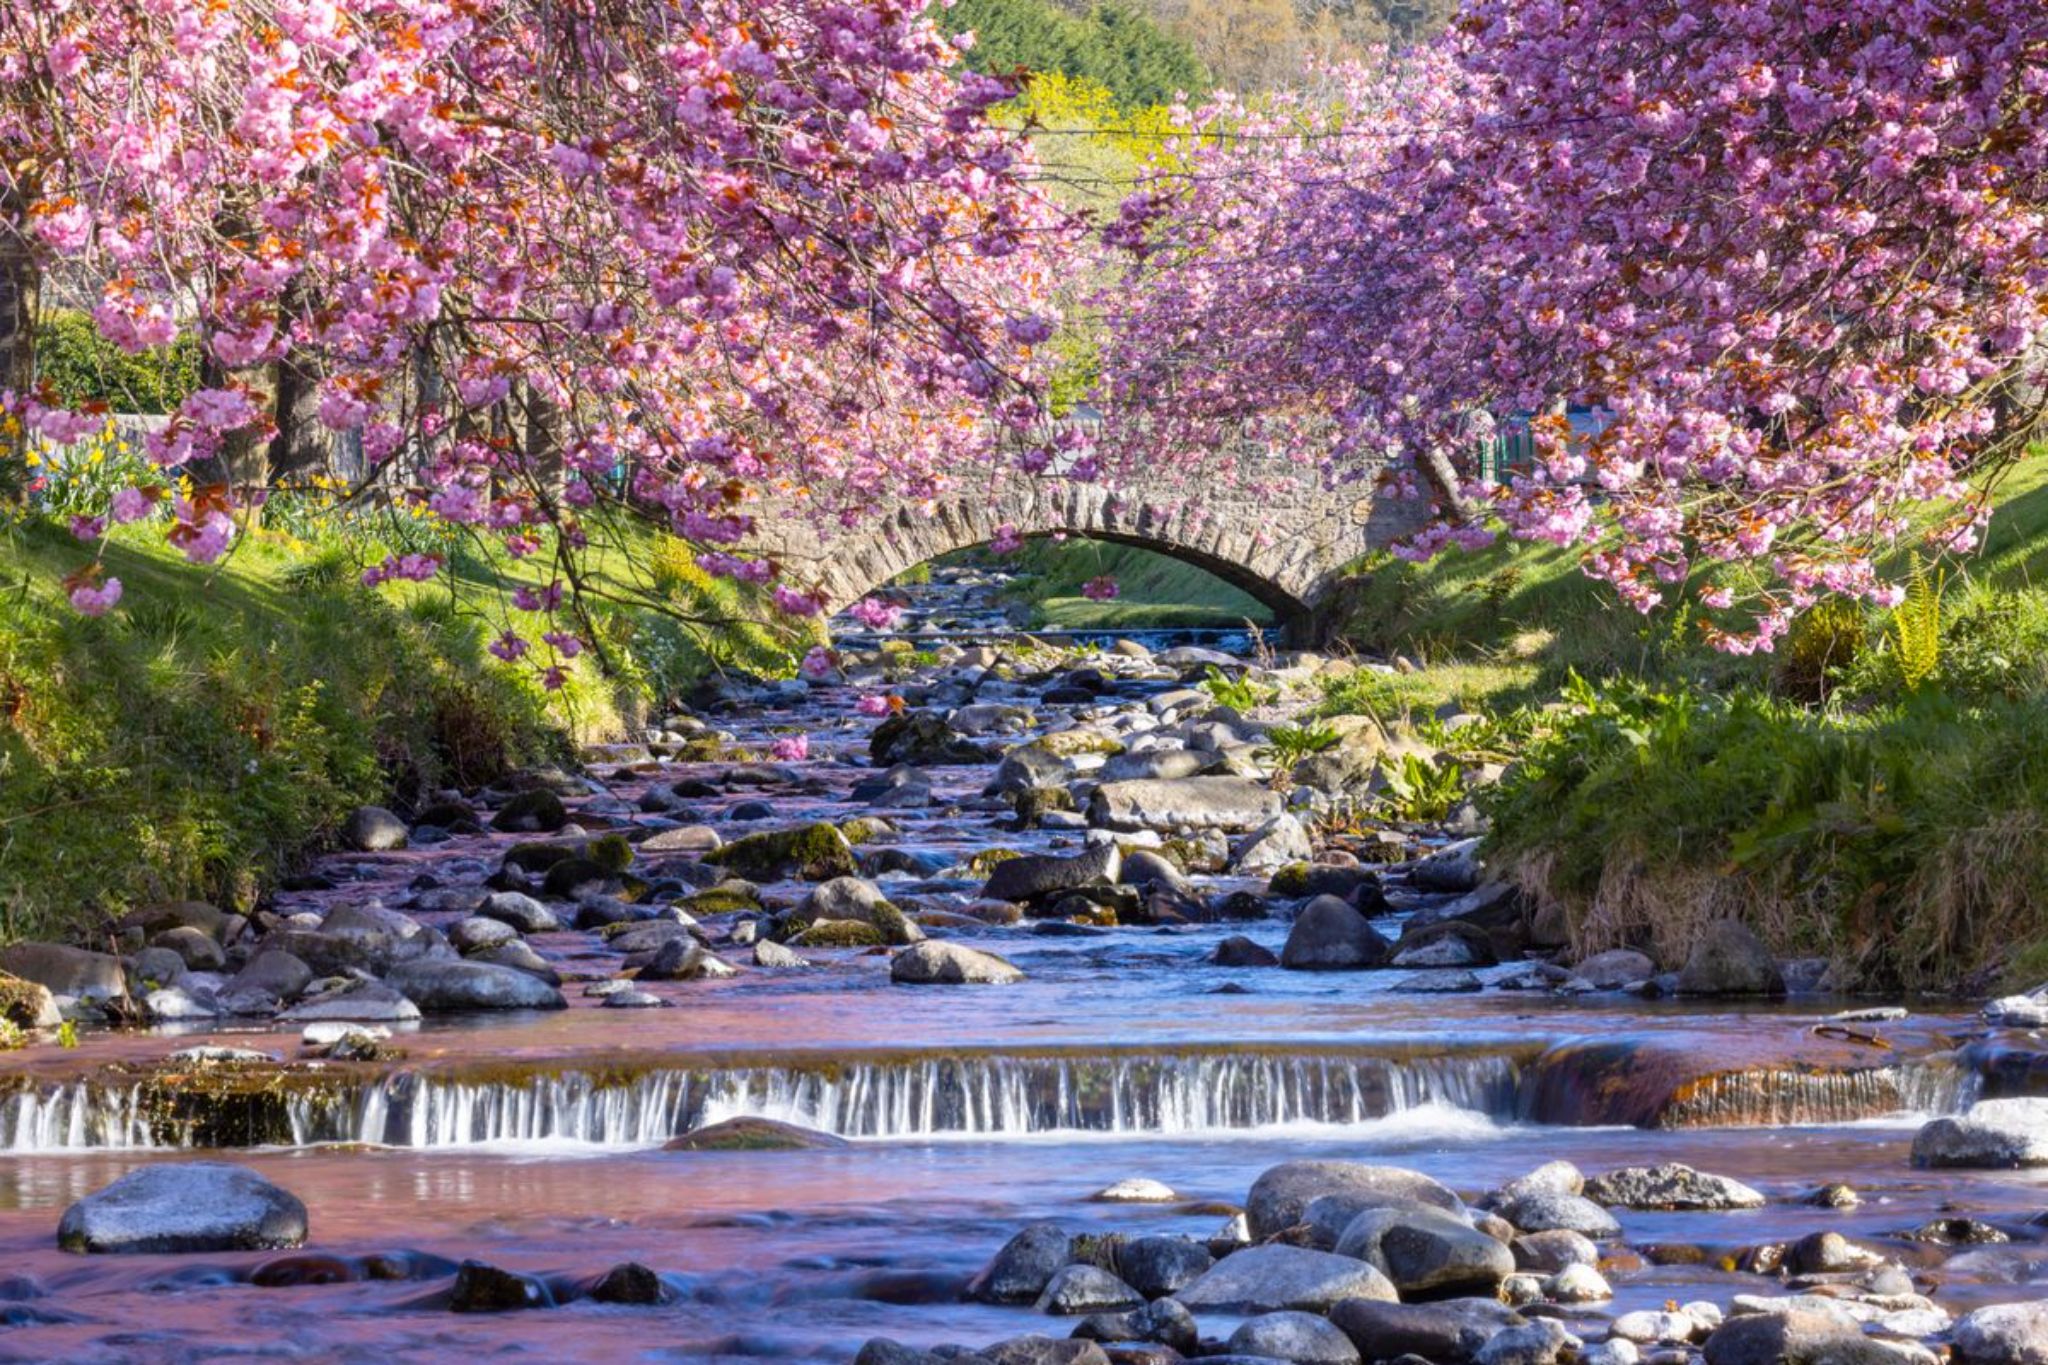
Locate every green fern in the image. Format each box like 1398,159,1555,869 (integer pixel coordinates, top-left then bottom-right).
1890,555,1945,692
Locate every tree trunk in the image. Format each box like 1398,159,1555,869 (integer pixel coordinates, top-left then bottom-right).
524,382,566,504
0,184,38,481
267,282,329,485
1419,445,1473,523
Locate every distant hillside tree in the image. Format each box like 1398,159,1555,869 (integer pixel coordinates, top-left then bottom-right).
939,0,1209,107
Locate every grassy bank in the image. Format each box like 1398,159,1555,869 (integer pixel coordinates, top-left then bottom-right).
0,509,796,944
1314,451,2048,991
974,539,1273,629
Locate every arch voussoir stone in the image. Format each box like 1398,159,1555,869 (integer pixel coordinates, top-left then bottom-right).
743,464,1427,642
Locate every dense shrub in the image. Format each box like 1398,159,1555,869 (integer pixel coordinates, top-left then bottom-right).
1485,678,2048,991
34,310,199,415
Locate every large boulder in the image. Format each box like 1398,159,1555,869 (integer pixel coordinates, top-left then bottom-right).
1330,1299,1527,1364
0,943,127,1003
1676,920,1786,997
1229,1311,1362,1365
1247,1160,1462,1239
983,843,1120,903
384,959,567,1012
490,788,569,833
1087,777,1283,833
1954,1302,2048,1365
58,1163,307,1254
890,942,1024,985
1571,949,1657,989
1279,897,1392,971
1913,1098,2048,1168
1583,1163,1765,1211
340,805,408,852
1175,1244,1397,1314
1335,1205,1517,1298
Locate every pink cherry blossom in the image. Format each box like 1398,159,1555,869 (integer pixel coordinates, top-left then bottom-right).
69,577,122,616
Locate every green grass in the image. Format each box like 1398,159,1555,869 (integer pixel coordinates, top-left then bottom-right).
0,504,801,945
969,539,1273,629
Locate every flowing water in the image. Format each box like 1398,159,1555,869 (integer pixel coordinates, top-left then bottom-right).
3,566,2047,1362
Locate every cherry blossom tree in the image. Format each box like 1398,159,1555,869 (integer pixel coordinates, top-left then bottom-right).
2,0,1071,662
1099,1,2048,647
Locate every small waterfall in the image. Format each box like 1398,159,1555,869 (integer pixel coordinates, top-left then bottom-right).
1656,1059,1975,1129
0,1049,1521,1153
0,1082,157,1152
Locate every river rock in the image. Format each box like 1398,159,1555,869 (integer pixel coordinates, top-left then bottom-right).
152,926,226,972
1512,1230,1598,1274
1099,749,1213,783
58,1163,307,1254
1494,1190,1620,1239
753,939,810,969
1475,1318,1576,1365
1329,1298,1526,1363
1676,920,1786,997
1954,1302,2048,1365
280,979,422,1023
0,972,61,1029
340,805,409,852
1092,1178,1176,1203
384,959,567,1011
1230,815,1314,874
1491,1161,1584,1204
448,917,519,954
980,1338,1111,1365
449,1259,552,1311
704,823,857,882
1583,1163,1766,1210
490,788,568,833
983,843,1120,902
1230,1311,1362,1364
586,1261,669,1305
1612,1310,1707,1345
1335,1205,1516,1297
1247,1160,1462,1239
1214,935,1280,967
1913,1098,2048,1168
1175,1244,1398,1313
1572,949,1656,989
0,943,128,1003
970,1222,1071,1304
1701,1308,1894,1365
1088,776,1283,833
475,892,561,934
890,942,1024,985
1279,897,1392,971
871,711,990,765
1548,1261,1611,1302
1117,1235,1213,1298
1035,1264,1141,1315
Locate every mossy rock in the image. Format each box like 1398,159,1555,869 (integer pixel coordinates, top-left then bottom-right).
0,972,57,1030
1026,730,1125,759
415,799,476,828
674,738,728,763
867,901,922,947
838,817,895,847
586,833,635,874
704,823,856,882
1010,787,1074,826
792,919,886,948
1162,837,1226,874
966,848,1023,878
491,789,569,833
1268,862,1314,897
681,888,762,916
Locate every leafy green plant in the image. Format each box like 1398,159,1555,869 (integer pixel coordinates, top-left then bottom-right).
55,1019,78,1049
1201,665,1273,713
1262,721,1341,770
0,1020,22,1051
1890,554,1945,691
1380,753,1466,822
1775,599,1867,703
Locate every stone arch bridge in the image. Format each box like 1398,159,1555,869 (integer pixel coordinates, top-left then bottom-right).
742,469,1428,641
